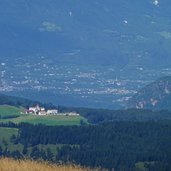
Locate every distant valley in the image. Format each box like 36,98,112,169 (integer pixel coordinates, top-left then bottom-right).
0,0,171,108
1,58,171,109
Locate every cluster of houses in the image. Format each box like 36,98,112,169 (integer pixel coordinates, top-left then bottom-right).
24,104,79,116
25,105,58,115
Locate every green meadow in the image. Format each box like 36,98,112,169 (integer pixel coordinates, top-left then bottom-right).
0,127,23,152
0,105,87,126
0,105,22,118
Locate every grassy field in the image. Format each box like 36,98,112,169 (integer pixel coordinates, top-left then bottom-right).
0,127,23,152
0,127,18,142
0,158,103,171
0,105,87,126
0,114,87,126
0,105,22,118
135,162,155,171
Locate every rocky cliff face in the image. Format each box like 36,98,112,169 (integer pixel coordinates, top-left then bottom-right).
128,76,171,110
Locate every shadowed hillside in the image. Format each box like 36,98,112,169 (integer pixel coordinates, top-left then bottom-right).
0,93,55,109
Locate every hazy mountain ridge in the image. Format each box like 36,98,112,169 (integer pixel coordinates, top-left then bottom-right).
0,0,171,66
128,76,171,110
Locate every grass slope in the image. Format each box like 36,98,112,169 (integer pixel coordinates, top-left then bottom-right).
0,127,18,140
0,114,86,126
0,127,23,152
0,158,103,171
0,105,22,118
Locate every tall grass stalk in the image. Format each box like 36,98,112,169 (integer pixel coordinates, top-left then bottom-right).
0,158,105,171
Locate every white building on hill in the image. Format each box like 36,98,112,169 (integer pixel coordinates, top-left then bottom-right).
38,110,47,115
26,104,47,115
47,109,58,115
67,112,80,116
25,105,79,117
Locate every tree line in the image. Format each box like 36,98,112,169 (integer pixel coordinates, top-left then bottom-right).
14,121,171,171
58,106,171,124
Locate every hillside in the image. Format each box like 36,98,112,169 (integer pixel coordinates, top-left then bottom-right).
127,76,171,110
0,105,22,118
0,93,41,108
0,158,101,171
0,93,57,110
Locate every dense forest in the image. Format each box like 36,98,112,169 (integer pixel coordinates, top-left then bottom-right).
1,121,171,171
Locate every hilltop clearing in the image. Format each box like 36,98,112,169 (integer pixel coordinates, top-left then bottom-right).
0,105,87,126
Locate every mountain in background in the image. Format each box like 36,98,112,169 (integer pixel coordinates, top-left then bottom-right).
0,0,171,67
127,76,171,110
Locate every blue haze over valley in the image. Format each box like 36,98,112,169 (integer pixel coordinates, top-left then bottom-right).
0,0,171,109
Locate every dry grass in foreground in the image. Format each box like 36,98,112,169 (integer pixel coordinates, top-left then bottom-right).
0,158,104,171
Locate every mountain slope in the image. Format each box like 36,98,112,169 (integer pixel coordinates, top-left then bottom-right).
0,0,171,67
128,76,171,110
